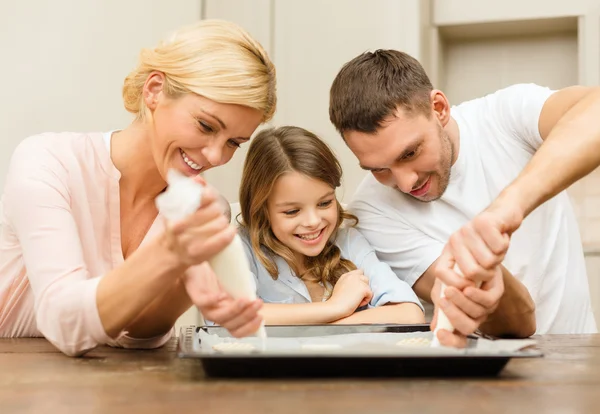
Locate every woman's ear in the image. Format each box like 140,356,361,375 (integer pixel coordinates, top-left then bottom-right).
143,71,166,111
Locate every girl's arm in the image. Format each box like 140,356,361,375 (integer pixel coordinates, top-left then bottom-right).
237,233,349,325
333,302,425,324
260,302,346,325
340,228,425,320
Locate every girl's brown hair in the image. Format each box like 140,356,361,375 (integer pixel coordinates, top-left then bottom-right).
239,126,358,289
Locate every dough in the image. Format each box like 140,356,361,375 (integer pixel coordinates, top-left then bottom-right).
212,342,257,353
395,337,431,347
301,343,343,351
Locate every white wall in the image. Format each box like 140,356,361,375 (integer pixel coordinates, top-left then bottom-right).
1,0,202,330
433,0,598,24
442,32,578,104
3,0,600,327
202,0,427,203
0,0,202,187
201,0,274,202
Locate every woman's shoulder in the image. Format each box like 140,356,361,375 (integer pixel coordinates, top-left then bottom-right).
12,131,106,166
4,131,113,197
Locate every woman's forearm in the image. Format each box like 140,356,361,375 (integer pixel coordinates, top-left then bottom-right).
260,302,346,325
96,236,187,337
122,276,192,339
333,303,425,324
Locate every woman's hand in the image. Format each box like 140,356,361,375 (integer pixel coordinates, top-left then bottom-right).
327,269,373,317
161,186,236,267
183,263,264,337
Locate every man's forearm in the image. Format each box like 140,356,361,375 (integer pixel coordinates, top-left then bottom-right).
479,265,536,338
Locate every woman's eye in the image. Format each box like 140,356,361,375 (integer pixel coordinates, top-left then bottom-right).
227,139,241,148
199,121,214,133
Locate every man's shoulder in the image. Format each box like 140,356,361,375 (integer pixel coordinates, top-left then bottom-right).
454,83,553,112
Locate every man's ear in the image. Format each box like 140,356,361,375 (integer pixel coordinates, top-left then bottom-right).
430,89,451,127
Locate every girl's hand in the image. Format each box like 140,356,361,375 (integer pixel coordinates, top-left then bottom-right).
183,263,264,337
328,269,373,317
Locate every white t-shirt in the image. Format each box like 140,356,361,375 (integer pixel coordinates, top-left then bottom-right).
348,83,597,334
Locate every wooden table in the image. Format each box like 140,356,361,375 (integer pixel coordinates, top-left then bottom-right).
1,334,599,414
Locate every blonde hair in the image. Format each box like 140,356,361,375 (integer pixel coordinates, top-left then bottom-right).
239,126,358,291
122,19,276,121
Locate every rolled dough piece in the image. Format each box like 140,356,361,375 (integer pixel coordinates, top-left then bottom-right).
301,344,343,351
396,337,431,347
212,342,257,353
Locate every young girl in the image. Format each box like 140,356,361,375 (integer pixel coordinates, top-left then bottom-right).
238,126,425,325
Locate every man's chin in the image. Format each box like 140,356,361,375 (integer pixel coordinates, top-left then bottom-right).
412,194,440,203
393,187,440,202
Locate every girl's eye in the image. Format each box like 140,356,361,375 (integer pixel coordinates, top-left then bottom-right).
283,209,299,216
318,200,333,208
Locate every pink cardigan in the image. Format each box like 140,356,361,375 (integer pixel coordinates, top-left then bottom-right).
0,132,172,356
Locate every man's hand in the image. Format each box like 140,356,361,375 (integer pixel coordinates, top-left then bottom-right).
430,267,504,346
446,210,513,285
431,234,506,346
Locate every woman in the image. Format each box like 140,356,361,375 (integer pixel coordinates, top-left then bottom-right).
0,19,276,356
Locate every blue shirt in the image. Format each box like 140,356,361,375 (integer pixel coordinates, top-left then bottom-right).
239,227,423,310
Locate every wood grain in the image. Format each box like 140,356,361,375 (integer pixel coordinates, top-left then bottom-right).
1,335,599,414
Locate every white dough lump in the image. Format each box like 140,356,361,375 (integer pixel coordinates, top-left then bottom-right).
395,337,431,347
212,342,257,353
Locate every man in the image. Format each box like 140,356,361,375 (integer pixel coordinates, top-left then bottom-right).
329,49,599,347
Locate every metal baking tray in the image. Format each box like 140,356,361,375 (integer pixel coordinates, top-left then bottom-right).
177,324,542,378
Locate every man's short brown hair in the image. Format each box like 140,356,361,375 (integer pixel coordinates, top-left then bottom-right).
329,49,433,135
